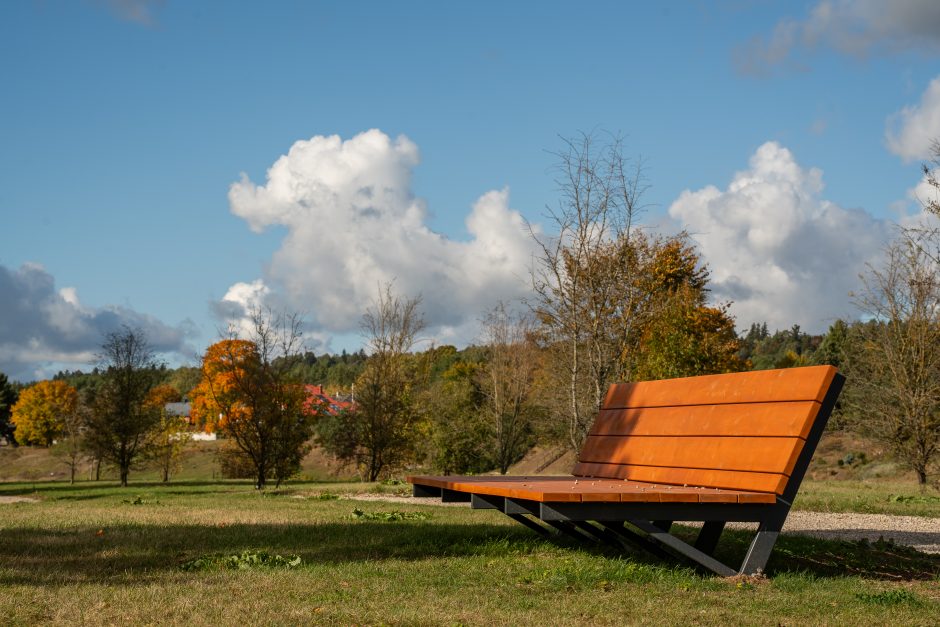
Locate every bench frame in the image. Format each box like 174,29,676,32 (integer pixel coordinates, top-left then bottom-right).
411,371,844,576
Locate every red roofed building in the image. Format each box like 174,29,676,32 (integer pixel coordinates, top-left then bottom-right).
304,385,354,416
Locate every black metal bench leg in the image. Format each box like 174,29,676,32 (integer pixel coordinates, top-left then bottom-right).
739,521,783,575
694,521,725,555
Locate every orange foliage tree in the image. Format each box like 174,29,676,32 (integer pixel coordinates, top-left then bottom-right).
11,380,78,446
192,309,320,489
190,339,256,433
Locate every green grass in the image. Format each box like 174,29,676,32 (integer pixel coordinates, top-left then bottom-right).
796,479,940,518
1,481,938,625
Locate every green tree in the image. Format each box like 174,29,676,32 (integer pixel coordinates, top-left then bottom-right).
83,327,163,487
0,372,19,446
320,284,426,481
144,384,189,482
812,320,849,368
425,361,493,475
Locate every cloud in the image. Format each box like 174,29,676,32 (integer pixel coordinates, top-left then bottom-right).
100,0,163,26
225,129,535,347
668,141,893,332
736,0,940,75
886,76,940,161
0,263,193,381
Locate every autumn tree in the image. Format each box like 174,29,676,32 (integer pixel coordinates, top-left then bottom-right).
192,309,317,489
530,132,650,453
83,327,163,487
846,236,940,486
632,237,745,380
319,284,426,481
0,372,21,446
477,303,539,473
11,379,78,447
145,384,189,482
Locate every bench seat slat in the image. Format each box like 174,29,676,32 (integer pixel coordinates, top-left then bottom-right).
603,365,836,409
591,402,820,439
572,462,788,494
407,475,777,504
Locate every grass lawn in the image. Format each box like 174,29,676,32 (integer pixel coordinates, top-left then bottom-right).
1,480,938,625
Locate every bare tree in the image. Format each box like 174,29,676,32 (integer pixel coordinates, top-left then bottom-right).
478,302,539,474
529,132,650,452
58,403,88,485
847,235,940,486
84,327,163,487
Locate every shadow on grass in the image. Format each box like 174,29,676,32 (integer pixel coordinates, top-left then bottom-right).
1,518,938,586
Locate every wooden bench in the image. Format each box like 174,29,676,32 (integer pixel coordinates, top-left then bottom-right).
409,365,844,576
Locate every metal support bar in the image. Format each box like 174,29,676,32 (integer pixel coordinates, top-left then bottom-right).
653,520,673,532
628,519,736,577
470,493,504,510
694,521,726,556
571,521,612,545
412,484,441,498
504,498,540,516
598,522,672,559
540,501,776,523
507,513,550,536
546,520,593,542
441,488,471,503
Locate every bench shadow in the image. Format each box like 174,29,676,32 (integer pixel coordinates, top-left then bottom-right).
695,526,940,581
2,520,937,586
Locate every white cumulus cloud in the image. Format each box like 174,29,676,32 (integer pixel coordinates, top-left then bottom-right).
225,129,535,346
736,0,940,75
886,76,940,161
668,141,892,332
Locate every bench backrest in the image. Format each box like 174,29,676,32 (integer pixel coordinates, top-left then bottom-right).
572,365,839,494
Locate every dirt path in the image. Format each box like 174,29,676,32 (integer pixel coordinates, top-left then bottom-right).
0,496,38,504
347,494,940,554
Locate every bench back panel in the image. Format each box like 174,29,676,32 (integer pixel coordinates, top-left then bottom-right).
572,366,837,494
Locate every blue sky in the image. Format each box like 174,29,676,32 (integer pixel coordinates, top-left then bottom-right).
3,0,940,381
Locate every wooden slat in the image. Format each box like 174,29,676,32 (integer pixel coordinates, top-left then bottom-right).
603,365,837,409
572,462,787,494
590,402,820,439
578,435,806,476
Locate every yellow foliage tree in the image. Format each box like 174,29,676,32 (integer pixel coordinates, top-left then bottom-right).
11,380,78,446
145,384,189,482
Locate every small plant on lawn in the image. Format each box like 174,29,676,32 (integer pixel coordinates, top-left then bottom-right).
181,550,302,571
349,508,430,521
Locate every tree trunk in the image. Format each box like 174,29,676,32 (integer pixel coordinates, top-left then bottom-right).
120,467,129,487
69,463,75,485
95,458,101,481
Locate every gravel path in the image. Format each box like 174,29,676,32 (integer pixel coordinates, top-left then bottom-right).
348,494,940,554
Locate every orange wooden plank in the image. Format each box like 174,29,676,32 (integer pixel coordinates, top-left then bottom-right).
603,365,836,409
627,465,788,494
574,462,787,493
590,402,820,439
578,435,806,476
